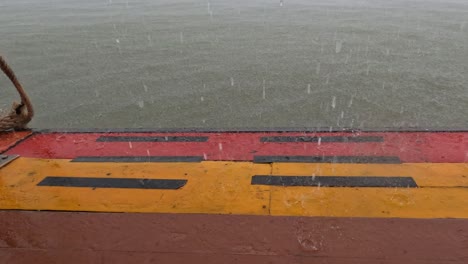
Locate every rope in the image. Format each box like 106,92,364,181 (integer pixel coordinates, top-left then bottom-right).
0,55,34,131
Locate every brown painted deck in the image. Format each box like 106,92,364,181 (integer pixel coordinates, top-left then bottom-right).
1,211,468,264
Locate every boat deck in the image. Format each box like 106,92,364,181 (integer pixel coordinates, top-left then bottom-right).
1,129,467,263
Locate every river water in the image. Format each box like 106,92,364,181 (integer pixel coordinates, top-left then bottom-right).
0,0,467,129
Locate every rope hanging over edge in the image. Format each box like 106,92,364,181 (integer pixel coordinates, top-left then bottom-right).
0,55,34,132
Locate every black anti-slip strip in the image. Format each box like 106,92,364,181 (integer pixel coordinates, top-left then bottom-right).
72,156,204,162
38,177,187,189
260,136,383,143
96,136,208,142
251,175,417,188
254,156,401,164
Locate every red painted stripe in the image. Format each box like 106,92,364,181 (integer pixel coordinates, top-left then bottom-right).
0,131,32,153
5,132,468,163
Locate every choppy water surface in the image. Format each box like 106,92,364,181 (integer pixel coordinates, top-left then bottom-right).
0,0,467,129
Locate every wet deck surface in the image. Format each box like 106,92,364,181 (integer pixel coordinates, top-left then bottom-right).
2,211,468,264
1,129,468,263
5,131,468,162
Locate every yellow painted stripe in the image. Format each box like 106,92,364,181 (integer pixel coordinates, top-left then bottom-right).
0,158,467,218
0,158,271,215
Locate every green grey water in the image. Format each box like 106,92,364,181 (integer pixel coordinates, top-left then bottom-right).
0,0,467,129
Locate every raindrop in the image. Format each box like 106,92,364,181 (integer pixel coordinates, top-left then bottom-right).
317,138,321,145
200,96,204,102
331,96,336,109
341,111,344,118
335,40,342,53
147,35,152,46
128,142,133,149
307,83,311,94
348,96,353,107
218,143,223,151
262,79,266,99
180,32,184,44
143,84,148,92
207,1,213,20
137,100,145,108
203,153,208,160
230,77,235,87
115,39,121,54
280,0,284,7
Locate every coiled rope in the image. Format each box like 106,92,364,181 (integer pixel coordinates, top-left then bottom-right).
0,55,34,131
